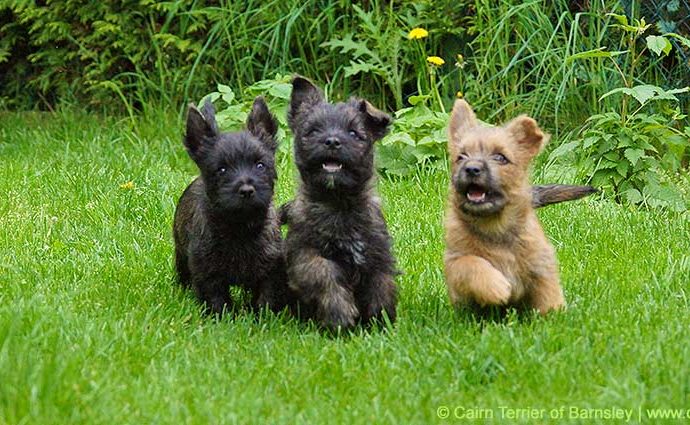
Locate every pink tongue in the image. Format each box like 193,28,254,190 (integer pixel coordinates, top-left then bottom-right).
467,190,486,202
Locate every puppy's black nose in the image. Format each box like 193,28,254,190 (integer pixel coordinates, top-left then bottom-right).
464,165,482,177
324,137,341,149
238,184,255,198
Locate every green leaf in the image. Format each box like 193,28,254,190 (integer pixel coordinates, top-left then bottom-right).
376,145,417,176
616,160,629,177
381,132,416,146
216,84,235,104
267,83,292,100
408,95,430,106
643,183,686,211
547,140,579,161
198,92,220,107
566,48,627,62
582,136,600,149
664,32,690,49
321,33,376,61
624,148,645,166
343,61,386,78
599,84,686,105
646,35,672,56
606,13,628,26
623,188,643,204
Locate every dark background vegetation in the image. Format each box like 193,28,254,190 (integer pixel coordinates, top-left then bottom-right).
0,1,686,116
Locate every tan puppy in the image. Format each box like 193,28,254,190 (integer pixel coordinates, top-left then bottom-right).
443,100,564,314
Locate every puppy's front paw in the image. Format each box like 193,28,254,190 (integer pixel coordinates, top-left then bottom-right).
473,270,512,307
318,290,359,331
206,296,233,317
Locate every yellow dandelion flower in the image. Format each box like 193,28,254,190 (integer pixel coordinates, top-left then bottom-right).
120,181,134,190
408,27,429,40
426,56,445,66
456,91,464,98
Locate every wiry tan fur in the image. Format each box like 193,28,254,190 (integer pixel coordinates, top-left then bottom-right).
443,99,564,314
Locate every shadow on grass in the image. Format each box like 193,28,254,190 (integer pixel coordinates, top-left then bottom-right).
452,303,542,328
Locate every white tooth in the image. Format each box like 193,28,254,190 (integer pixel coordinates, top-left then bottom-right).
322,163,342,172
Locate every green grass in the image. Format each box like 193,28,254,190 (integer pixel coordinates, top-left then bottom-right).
1,110,689,425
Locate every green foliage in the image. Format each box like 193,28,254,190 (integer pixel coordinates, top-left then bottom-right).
0,1,349,110
551,110,688,211
321,5,405,110
552,14,690,211
0,0,473,112
377,100,448,176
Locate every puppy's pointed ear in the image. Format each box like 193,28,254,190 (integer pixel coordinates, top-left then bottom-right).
357,99,391,141
447,99,477,158
505,115,549,158
184,99,218,160
247,96,279,151
288,76,324,129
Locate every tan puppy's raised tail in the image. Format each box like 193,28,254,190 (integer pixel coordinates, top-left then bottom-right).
532,184,598,208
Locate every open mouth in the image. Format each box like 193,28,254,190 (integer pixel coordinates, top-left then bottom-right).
322,161,343,173
466,184,489,203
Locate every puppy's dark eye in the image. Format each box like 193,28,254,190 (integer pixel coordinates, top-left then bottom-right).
256,162,265,170
217,167,227,175
305,128,318,137
492,153,509,164
349,130,362,140
457,153,469,162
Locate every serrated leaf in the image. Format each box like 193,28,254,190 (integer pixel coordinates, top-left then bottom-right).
617,134,634,148
343,61,385,78
599,84,684,105
643,183,686,211
381,132,416,146
548,140,579,161
376,145,416,176
646,35,672,56
582,136,600,149
623,188,643,204
616,160,629,177
417,135,445,146
267,83,292,100
624,148,645,166
604,151,620,161
321,33,376,61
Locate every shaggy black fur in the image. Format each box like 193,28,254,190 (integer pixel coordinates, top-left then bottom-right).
283,76,398,331
173,97,294,316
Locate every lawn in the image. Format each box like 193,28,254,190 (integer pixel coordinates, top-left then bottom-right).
1,110,689,424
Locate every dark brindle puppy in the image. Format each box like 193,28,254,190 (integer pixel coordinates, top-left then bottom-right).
283,76,397,331
173,97,293,316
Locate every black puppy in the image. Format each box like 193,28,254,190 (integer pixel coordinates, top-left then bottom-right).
173,97,292,315
283,76,398,331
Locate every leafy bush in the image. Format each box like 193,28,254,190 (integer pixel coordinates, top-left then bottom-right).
550,15,690,211
377,99,448,176
0,0,472,112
